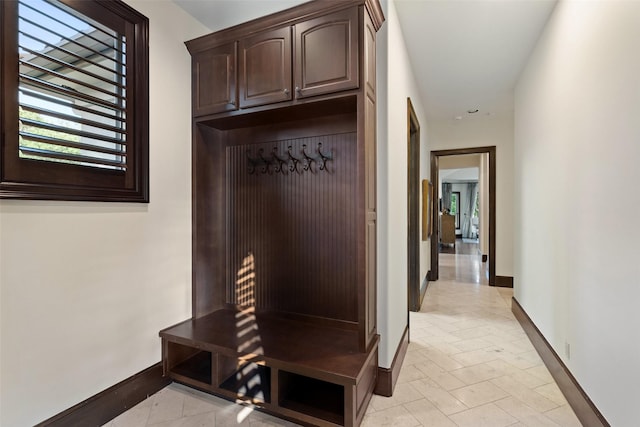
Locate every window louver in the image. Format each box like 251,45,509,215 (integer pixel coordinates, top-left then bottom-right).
17,0,127,170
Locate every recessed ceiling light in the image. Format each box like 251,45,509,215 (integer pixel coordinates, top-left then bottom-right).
454,116,463,120
467,109,479,114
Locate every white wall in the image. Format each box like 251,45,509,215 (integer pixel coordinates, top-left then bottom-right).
376,0,430,368
0,2,208,425
514,1,640,425
439,154,481,170
429,115,514,276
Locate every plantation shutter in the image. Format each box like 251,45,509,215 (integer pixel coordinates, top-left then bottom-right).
17,0,127,170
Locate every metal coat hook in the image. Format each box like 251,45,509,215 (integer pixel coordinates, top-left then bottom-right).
301,144,316,172
258,148,272,174
317,143,333,171
287,145,301,173
272,147,288,175
246,143,334,175
246,149,258,175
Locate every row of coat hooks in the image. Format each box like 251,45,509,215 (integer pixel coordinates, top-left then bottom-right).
246,143,334,175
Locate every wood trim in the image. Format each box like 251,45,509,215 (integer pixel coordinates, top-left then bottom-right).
419,273,429,306
407,97,421,312
488,147,497,286
35,363,170,427
421,179,429,241
1,0,150,202
430,154,439,280
186,0,384,53
511,298,611,427
495,275,514,288
364,0,385,30
374,326,409,397
430,146,496,285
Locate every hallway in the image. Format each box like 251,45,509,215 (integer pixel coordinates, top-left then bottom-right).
439,239,488,285
362,254,581,426
103,255,581,427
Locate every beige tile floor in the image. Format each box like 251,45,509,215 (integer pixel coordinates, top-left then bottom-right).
105,249,582,427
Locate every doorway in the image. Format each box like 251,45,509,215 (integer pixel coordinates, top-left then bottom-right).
430,147,497,285
407,98,423,311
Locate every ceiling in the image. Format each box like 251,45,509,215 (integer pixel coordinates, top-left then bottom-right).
174,0,308,32
174,0,557,121
441,167,479,182
394,0,557,121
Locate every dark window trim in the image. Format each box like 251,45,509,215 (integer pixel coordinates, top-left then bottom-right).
0,0,149,202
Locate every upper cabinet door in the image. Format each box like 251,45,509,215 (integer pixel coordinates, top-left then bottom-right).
239,27,292,108
193,42,237,116
294,8,359,99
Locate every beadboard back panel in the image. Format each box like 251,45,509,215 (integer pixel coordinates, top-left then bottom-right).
226,132,358,322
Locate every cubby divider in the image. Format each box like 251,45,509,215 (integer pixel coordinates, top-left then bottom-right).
218,360,271,403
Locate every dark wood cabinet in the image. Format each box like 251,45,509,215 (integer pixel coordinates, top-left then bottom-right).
192,7,360,116
364,7,378,346
165,2,384,426
294,7,359,98
239,27,292,108
192,42,237,116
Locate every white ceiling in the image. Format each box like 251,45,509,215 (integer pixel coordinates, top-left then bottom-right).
394,0,557,121
173,0,557,121
441,167,479,182
174,0,308,32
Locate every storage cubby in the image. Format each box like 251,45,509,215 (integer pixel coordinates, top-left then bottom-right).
279,370,345,425
160,1,384,426
161,309,379,426
218,356,271,403
166,342,212,386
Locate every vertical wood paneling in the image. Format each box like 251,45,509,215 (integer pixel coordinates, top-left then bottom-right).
363,10,378,345
226,132,358,322
193,126,226,318
364,14,376,98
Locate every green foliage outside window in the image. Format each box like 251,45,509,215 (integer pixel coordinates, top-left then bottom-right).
19,107,81,163
450,193,458,214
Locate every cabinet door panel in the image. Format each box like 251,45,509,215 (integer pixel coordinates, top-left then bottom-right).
240,27,292,108
295,8,358,98
193,43,237,116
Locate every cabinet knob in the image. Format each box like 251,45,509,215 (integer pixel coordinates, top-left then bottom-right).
284,88,290,95
295,86,301,93
229,100,235,106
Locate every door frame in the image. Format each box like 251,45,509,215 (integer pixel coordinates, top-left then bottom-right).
430,146,497,286
407,98,423,311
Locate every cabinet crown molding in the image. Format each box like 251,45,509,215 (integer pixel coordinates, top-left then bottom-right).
185,0,384,54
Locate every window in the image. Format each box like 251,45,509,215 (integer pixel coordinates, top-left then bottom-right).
451,191,460,229
0,0,149,201
473,190,479,218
